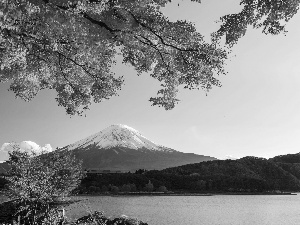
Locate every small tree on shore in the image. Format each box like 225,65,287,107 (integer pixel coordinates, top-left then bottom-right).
144,180,154,192
5,147,84,224
157,186,168,193
111,186,119,194
121,184,131,193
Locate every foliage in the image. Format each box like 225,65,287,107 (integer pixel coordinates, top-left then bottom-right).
0,199,17,224
0,0,228,115
214,0,300,46
0,176,8,189
75,211,148,225
7,148,84,201
1,1,300,115
157,185,167,192
134,169,147,175
79,154,300,193
120,184,131,192
110,185,119,194
0,203,149,225
5,147,84,224
144,180,154,192
159,156,300,192
78,173,157,194
271,153,300,163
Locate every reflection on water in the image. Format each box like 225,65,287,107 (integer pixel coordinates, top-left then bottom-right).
66,194,300,225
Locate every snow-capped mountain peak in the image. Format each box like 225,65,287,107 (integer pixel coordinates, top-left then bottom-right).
61,124,216,172
67,124,173,152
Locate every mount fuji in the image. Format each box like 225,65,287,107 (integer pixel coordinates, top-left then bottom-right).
61,124,217,171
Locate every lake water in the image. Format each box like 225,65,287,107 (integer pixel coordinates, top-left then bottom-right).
65,194,300,225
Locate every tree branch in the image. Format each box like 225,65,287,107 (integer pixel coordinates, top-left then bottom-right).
39,0,121,33
127,11,196,52
133,35,172,74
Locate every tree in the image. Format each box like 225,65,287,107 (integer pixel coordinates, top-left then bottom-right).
120,184,131,193
195,180,206,191
111,185,119,193
214,0,300,46
157,185,167,192
129,183,137,192
1,0,299,116
0,0,227,115
5,147,84,224
101,184,108,192
144,180,154,192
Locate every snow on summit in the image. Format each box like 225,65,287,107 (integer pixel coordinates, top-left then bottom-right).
67,124,171,151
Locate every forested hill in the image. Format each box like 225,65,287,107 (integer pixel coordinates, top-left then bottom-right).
3,153,300,194
270,153,300,163
155,155,300,192
78,153,300,194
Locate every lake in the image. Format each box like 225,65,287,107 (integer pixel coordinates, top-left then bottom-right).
65,194,300,225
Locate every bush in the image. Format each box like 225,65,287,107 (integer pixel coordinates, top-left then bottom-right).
0,199,66,225
157,186,168,192
121,184,131,193
144,181,154,192
75,211,148,225
0,203,149,225
111,186,119,194
0,200,17,224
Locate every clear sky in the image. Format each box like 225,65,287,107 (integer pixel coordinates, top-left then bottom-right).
1,0,300,161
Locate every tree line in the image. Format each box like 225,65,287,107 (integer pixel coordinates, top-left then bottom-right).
78,173,168,194
78,154,300,194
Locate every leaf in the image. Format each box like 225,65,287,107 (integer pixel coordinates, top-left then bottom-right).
0,0,227,115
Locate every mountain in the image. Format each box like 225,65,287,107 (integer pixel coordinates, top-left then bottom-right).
62,124,216,171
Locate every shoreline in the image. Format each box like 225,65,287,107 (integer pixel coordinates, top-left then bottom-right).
75,191,297,197
1,192,297,204
213,192,297,195
76,192,213,197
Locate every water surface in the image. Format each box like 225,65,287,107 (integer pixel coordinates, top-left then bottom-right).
66,194,300,225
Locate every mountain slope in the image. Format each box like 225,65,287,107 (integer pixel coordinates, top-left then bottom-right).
63,124,216,171
157,156,300,191
270,152,300,163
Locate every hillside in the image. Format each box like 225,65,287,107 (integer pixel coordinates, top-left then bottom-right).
78,154,300,194
154,156,300,191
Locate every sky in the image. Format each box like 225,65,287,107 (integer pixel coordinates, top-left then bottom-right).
1,0,300,161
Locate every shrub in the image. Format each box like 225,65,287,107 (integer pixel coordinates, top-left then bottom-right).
75,211,148,225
